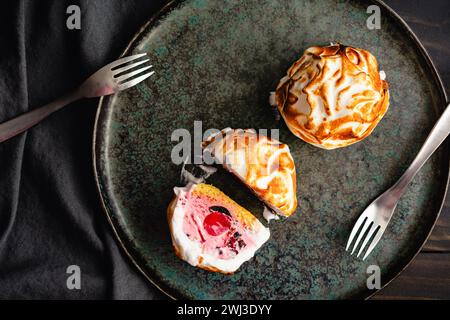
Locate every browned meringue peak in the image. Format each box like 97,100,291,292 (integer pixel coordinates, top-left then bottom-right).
274,43,390,149
203,128,297,217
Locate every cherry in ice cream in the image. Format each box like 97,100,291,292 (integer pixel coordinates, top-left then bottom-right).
203,206,232,236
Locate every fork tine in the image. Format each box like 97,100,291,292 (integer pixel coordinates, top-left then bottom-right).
350,220,373,254
346,215,367,251
110,53,147,69
117,71,155,91
116,66,153,83
113,59,150,75
356,224,380,258
362,227,385,260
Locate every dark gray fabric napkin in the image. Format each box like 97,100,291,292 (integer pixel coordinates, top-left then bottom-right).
0,0,167,299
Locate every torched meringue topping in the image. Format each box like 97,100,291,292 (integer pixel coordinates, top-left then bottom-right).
274,43,390,149
203,128,297,217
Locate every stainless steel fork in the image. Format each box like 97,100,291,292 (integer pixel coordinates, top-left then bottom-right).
0,53,154,143
347,102,450,260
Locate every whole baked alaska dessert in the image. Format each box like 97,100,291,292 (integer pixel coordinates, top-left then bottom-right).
203,128,297,217
272,43,390,149
167,183,270,274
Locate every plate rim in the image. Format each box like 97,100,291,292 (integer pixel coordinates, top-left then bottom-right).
92,0,449,300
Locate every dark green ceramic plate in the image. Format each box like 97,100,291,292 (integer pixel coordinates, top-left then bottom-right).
93,0,448,299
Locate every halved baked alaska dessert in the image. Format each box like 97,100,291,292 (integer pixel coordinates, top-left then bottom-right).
272,43,390,149
203,128,297,217
167,183,270,274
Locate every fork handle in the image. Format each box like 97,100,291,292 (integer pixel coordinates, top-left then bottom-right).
391,102,450,197
0,90,81,143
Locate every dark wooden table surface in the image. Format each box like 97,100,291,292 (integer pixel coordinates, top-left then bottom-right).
371,0,450,300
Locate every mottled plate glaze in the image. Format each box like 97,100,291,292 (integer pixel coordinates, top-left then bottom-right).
93,0,448,299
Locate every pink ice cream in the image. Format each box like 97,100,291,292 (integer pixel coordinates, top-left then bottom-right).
180,189,257,260
168,183,270,273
